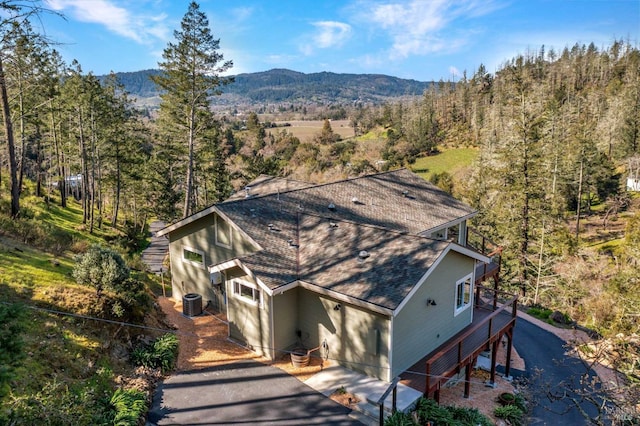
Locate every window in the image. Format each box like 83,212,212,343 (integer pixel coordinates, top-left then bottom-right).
233,280,262,308
215,215,232,248
455,274,473,315
182,246,204,268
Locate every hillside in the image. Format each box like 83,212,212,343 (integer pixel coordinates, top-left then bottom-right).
0,194,171,424
101,68,433,107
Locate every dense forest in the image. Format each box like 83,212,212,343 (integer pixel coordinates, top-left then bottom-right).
1,0,640,423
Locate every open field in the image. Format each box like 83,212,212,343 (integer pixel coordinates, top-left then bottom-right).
411,147,479,180
268,119,355,142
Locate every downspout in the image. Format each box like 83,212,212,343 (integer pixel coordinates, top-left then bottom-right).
388,315,394,382
269,294,275,360
296,211,301,279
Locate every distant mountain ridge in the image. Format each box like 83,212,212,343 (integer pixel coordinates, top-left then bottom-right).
101,68,433,106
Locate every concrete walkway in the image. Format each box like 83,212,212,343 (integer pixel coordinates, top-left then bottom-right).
305,365,422,423
141,221,168,273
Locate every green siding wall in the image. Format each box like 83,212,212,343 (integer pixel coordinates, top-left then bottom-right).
227,275,273,358
297,289,391,381
167,213,256,304
273,288,299,352
391,251,475,377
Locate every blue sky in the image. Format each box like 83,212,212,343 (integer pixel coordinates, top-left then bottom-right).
39,0,640,81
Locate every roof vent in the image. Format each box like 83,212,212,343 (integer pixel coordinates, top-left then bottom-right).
329,221,338,229
357,250,370,262
268,223,280,232
288,239,299,247
328,203,336,211
352,197,359,204
244,186,252,198
402,190,409,197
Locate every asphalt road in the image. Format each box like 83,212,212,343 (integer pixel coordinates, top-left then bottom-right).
147,360,361,425
511,317,603,425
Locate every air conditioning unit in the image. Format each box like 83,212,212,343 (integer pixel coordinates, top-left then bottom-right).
182,293,202,317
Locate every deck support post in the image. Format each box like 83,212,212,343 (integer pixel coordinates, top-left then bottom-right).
464,362,473,398
489,339,498,386
504,329,513,379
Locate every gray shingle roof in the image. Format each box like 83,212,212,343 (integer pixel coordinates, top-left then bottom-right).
214,169,477,310
224,175,315,202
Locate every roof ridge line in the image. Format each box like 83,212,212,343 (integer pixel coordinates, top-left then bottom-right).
221,167,409,205
297,211,443,243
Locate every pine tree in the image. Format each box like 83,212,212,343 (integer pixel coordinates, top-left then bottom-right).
151,1,232,218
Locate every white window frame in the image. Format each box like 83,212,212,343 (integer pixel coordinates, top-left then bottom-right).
215,215,232,249
182,246,205,268
232,279,263,308
454,273,473,315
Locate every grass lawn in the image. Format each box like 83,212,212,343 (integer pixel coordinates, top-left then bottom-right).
411,147,478,180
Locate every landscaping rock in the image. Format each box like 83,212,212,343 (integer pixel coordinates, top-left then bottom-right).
550,310,567,324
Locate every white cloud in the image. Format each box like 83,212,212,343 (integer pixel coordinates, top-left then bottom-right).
44,0,169,44
448,66,462,78
312,21,352,48
231,7,254,22
363,0,501,58
300,20,352,55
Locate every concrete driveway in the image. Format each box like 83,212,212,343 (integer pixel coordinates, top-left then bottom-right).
147,360,362,425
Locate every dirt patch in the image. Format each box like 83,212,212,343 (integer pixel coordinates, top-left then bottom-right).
270,347,333,382
436,369,516,424
329,388,361,409
157,297,261,370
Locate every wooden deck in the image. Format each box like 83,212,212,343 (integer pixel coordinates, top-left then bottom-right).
400,287,517,401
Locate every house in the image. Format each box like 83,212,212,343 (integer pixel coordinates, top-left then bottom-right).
156,169,513,387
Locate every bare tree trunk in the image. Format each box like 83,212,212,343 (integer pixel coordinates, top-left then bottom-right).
17,89,25,195
89,109,96,234
78,107,89,224
0,57,20,218
183,106,196,218
50,101,67,207
35,122,43,197
575,152,584,243
111,138,121,227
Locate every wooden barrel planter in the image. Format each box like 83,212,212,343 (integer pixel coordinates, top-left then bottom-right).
290,349,310,367
290,345,321,368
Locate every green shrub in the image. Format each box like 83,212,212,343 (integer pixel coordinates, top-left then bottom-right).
131,333,179,373
527,306,553,321
110,388,147,426
1,380,114,425
446,405,493,425
413,397,454,424
73,245,130,298
495,404,525,426
430,171,454,194
384,411,414,426
0,303,25,397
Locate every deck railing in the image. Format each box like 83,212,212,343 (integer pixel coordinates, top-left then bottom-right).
425,285,517,399
467,227,503,284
